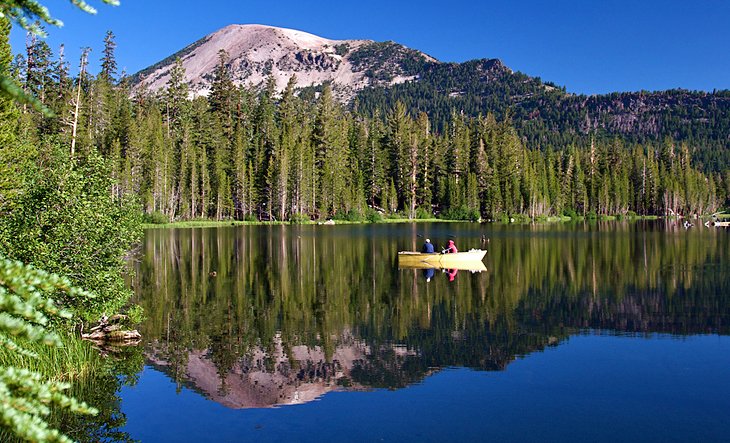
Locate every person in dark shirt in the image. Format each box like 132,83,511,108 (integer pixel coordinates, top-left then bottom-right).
422,238,435,253
422,267,435,282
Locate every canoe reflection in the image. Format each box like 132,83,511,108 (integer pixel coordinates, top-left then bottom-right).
398,261,487,272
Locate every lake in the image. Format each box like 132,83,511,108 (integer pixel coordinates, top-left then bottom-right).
77,222,730,442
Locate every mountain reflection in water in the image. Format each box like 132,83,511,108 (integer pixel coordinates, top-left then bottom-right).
130,222,730,408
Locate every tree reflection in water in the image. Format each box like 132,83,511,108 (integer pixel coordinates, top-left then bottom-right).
129,222,730,408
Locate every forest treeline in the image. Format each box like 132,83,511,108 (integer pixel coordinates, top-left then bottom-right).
355,58,730,172
12,32,729,222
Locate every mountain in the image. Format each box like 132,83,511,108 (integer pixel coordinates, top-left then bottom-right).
145,334,423,409
354,60,730,169
132,24,730,169
131,24,437,100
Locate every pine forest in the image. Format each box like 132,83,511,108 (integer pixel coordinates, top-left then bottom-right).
10,31,728,224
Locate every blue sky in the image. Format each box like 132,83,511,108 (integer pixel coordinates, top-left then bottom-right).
10,0,730,94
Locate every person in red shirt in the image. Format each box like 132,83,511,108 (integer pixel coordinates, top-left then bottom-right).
447,268,458,282
444,239,458,253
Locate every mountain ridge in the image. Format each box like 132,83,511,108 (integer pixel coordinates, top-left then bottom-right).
132,24,438,100
131,24,730,168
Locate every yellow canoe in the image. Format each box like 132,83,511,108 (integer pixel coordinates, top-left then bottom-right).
397,249,486,270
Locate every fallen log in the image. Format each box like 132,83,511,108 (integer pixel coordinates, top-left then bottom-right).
81,315,141,345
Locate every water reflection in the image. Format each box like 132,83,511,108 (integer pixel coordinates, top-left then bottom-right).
130,222,730,408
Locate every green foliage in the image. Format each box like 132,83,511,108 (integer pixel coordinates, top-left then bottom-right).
142,211,170,225
355,58,730,172
365,208,383,222
348,41,429,82
0,257,98,443
440,206,480,221
415,207,433,219
0,258,90,355
0,4,144,442
0,146,142,320
0,366,97,443
3,22,726,226
0,336,143,443
0,0,118,116
385,211,406,220
333,43,349,56
125,304,145,325
289,212,310,224
0,333,103,380
333,208,363,222
0,0,119,34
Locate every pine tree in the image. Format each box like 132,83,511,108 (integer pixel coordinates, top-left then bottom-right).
270,76,296,220
208,49,235,136
23,29,53,108
253,77,278,218
364,111,386,208
165,57,188,137
313,84,348,217
99,30,117,84
385,101,410,211
0,16,25,213
415,112,433,214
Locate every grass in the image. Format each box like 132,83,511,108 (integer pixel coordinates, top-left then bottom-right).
142,219,291,229
0,333,105,381
142,217,463,229
142,213,692,229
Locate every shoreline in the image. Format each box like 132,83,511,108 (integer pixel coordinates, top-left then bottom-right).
141,215,676,230
142,218,459,229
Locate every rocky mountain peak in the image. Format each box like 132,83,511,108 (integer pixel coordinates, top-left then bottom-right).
133,24,438,100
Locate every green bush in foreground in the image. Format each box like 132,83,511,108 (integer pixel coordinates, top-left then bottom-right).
0,147,142,321
0,256,98,443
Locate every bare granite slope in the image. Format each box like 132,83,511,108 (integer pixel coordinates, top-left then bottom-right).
133,24,437,100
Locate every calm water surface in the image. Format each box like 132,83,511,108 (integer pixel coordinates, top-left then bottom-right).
84,222,730,441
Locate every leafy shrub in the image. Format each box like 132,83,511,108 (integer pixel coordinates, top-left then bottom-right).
365,208,383,223
126,305,146,324
416,207,433,219
289,213,310,224
142,211,169,224
243,214,258,222
333,209,364,222
440,206,480,222
562,209,579,219
511,214,532,223
0,147,142,321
